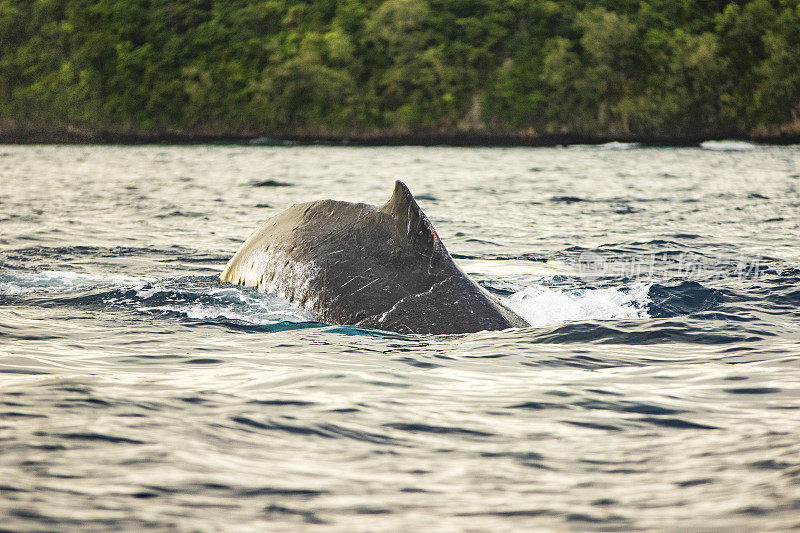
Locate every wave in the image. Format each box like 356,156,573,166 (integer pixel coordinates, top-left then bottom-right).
1,269,656,334
566,142,642,150
0,270,316,326
699,140,757,151
0,270,154,295
8,268,787,342
597,141,642,150
132,286,318,325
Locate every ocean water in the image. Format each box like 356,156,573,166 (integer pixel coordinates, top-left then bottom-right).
1,144,799,531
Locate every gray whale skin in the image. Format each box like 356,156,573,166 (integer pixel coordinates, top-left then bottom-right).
220,181,528,334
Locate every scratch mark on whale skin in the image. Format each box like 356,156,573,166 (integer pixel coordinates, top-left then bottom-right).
352,279,379,295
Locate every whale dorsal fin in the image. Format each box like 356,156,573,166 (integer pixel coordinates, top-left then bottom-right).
381,180,447,255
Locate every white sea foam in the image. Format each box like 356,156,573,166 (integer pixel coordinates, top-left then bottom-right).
504,282,651,327
137,300,316,324
0,270,154,295
699,140,757,151
136,286,317,324
598,141,642,150
567,142,641,150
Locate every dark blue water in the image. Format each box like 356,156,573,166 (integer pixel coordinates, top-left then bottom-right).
1,143,799,530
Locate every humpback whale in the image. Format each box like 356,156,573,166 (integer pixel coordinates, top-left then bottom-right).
220,181,528,334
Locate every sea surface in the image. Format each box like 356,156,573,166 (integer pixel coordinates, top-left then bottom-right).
1,143,799,531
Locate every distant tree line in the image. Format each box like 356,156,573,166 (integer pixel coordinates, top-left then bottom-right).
1,0,798,141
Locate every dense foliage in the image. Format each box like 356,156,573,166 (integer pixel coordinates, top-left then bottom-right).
1,0,799,139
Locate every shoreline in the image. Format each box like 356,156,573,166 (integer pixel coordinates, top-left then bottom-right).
1,126,799,147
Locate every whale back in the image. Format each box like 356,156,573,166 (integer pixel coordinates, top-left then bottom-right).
220,181,527,334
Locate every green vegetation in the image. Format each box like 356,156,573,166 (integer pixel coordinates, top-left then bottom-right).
1,0,799,141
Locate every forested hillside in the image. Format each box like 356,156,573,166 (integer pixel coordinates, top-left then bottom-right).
1,0,799,142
